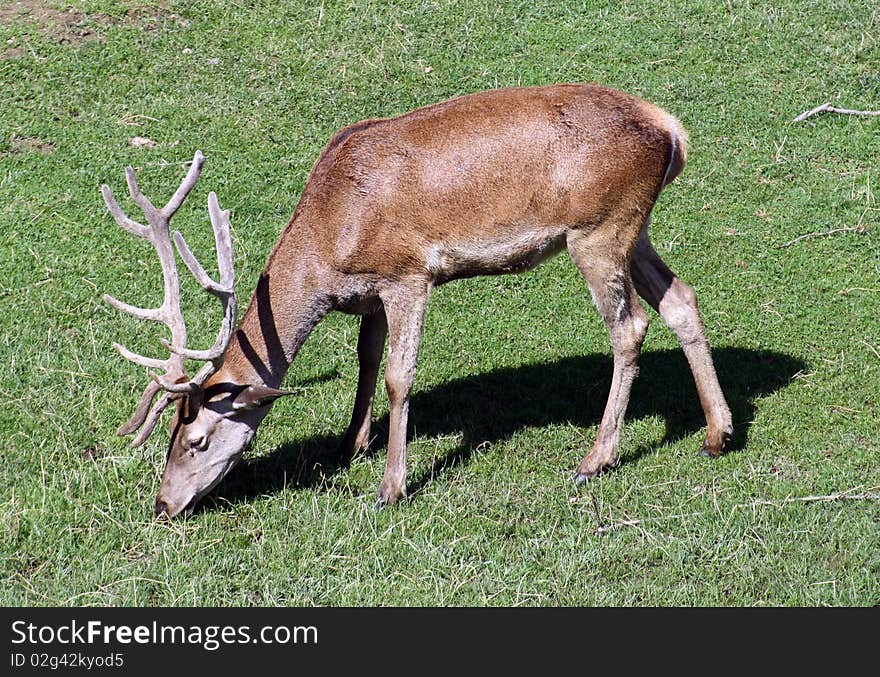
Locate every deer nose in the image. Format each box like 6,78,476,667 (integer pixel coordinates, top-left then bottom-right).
154,499,169,517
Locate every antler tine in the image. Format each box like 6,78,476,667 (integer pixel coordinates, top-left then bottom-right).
130,391,181,447
172,231,227,294
162,150,206,218
102,293,162,323
172,192,235,294
100,184,150,239
110,341,169,370
207,191,235,287
125,166,158,218
116,380,163,437
164,190,238,365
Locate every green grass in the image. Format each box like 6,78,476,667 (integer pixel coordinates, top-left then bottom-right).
1,0,878,606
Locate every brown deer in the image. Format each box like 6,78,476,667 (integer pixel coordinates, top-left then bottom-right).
102,83,733,517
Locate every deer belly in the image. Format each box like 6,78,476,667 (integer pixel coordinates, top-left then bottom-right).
427,228,568,283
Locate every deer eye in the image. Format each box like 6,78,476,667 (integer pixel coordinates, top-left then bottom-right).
188,434,209,452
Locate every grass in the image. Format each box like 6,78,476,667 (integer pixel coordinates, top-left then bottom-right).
1,0,878,606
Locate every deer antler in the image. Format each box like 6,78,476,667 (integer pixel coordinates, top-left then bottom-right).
101,151,238,446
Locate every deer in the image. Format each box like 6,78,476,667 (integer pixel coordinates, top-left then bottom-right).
101,83,733,518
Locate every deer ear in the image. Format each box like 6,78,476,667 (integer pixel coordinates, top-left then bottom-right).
231,385,293,411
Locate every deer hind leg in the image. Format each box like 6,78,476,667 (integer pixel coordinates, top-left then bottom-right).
568,230,650,481
630,229,733,456
339,308,388,462
375,280,430,506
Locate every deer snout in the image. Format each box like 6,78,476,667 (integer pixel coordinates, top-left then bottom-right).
154,493,195,518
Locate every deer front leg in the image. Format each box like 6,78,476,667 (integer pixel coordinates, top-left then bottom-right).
568,233,649,481
376,281,429,506
339,309,388,462
630,231,733,456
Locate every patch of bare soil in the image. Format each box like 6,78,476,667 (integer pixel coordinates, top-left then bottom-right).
1,0,187,59
0,1,101,49
10,134,56,153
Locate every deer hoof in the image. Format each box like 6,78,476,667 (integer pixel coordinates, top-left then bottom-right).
700,426,732,458
376,484,406,509
572,456,618,484
572,464,602,484
699,444,721,458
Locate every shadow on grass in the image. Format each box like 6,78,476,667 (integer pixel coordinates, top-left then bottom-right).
201,347,805,510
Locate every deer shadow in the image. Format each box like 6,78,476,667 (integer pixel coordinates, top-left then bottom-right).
200,347,805,511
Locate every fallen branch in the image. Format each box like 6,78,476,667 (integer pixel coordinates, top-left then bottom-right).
836,287,880,295
742,487,880,507
775,225,864,249
794,102,880,122
592,486,879,536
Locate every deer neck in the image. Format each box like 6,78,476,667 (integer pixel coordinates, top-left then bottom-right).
216,222,330,389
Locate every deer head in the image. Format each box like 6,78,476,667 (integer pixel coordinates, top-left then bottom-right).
102,151,288,517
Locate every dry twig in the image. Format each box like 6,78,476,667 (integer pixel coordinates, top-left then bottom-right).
592,486,879,536
794,102,880,122
775,225,864,249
